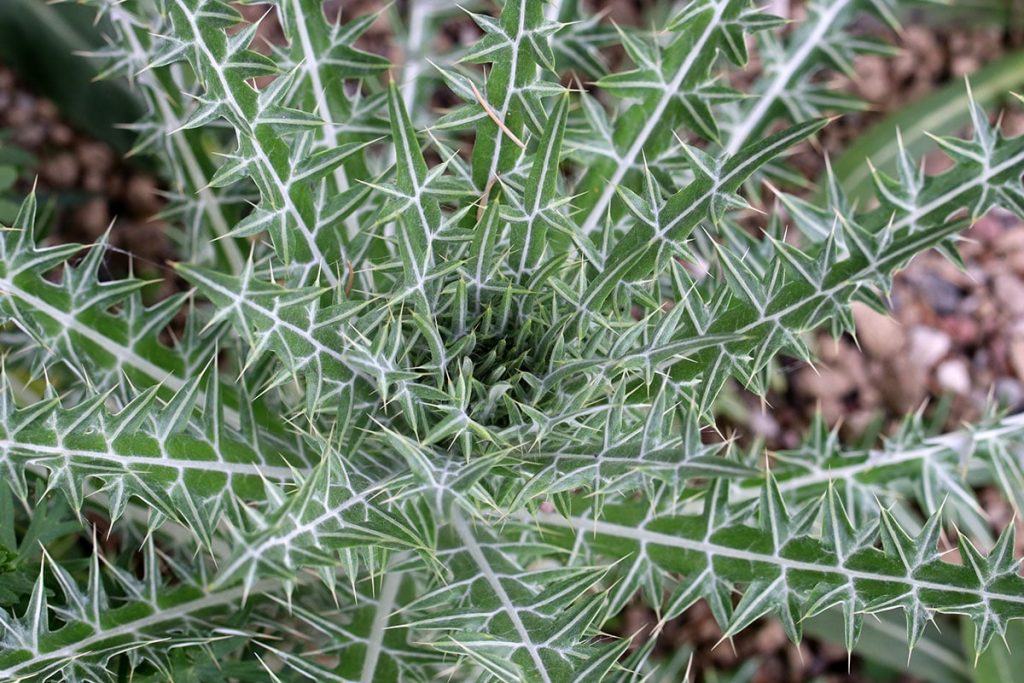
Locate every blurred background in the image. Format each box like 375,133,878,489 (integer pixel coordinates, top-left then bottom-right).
1,0,1023,680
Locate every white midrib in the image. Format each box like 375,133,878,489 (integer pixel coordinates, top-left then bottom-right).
111,7,243,273
725,147,1024,341
582,118,812,307
184,268,354,370
359,570,402,683
1,439,299,480
394,90,436,287
534,512,1024,605
724,0,853,155
1,276,183,391
173,0,338,285
0,275,242,428
591,143,1023,328
0,582,273,679
515,102,563,276
453,510,553,683
754,447,937,501
586,82,1021,313
288,0,360,244
733,412,1024,501
402,1,428,113
578,0,729,237
484,4,529,184
290,0,345,189
210,479,388,589
166,110,244,272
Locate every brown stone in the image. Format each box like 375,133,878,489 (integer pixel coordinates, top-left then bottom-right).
73,198,110,238
40,153,79,189
852,302,904,358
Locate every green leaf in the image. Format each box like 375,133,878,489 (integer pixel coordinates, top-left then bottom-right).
831,53,1024,202
805,609,970,683
579,118,827,313
966,618,1024,682
387,81,440,313
511,92,570,281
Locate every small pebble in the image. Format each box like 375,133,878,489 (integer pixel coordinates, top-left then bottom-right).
49,124,74,146
937,359,971,395
915,272,965,315
125,174,162,216
939,315,980,346
994,273,1024,315
14,124,46,148
40,153,79,189
907,326,951,369
81,170,107,194
853,302,904,357
73,198,110,238
994,377,1024,409
75,140,116,174
1008,333,1024,380
36,98,59,122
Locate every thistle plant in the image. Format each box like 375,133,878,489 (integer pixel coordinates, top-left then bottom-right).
2,0,1024,681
